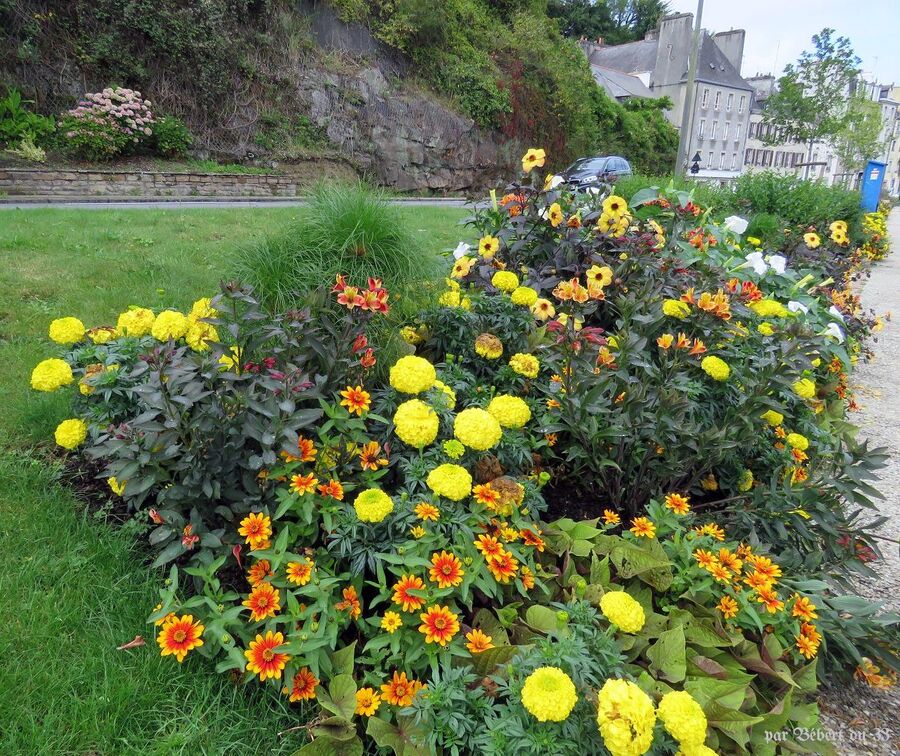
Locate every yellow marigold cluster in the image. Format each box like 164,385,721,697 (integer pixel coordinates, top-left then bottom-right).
676,745,717,756
663,299,691,319
509,352,539,378
88,327,116,344
657,691,708,748
426,463,472,501
761,409,783,426
475,333,503,359
520,667,578,722
116,307,155,337
793,378,816,399
596,679,656,756
750,299,789,318
454,407,502,450
185,298,220,351
599,591,645,634
393,399,439,447
389,355,436,394
700,355,730,381
510,286,538,306
31,358,74,392
49,317,86,345
487,395,532,429
431,379,456,408
54,418,88,449
189,297,217,320
786,432,809,451
492,271,520,293
151,310,189,341
353,488,394,523
757,322,775,336
400,325,425,345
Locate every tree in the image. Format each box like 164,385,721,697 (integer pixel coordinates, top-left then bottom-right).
761,28,861,179
547,0,669,44
831,93,886,173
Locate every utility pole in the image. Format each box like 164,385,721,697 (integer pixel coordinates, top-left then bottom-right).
675,0,704,178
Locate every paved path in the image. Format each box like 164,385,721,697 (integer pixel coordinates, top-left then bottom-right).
0,197,472,210
817,209,900,754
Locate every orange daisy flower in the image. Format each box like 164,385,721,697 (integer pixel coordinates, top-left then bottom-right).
391,574,427,612
486,549,519,583
410,525,426,539
238,511,272,548
664,493,691,515
295,436,317,463
247,559,274,586
791,595,819,621
414,502,440,521
746,555,782,581
465,629,494,654
243,582,281,621
743,570,774,592
317,479,344,500
381,671,425,707
359,440,388,470
335,585,362,619
290,473,318,496
519,565,536,590
474,534,504,562
285,667,319,702
520,528,545,552
717,549,743,574
472,483,501,510
355,687,381,716
418,604,460,646
800,622,822,644
694,522,726,541
340,385,371,416
244,631,290,680
716,595,739,619
629,517,656,538
286,560,314,586
796,632,819,659
756,587,784,614
429,551,465,589
708,562,732,584
380,611,403,633
694,549,718,570
603,509,621,525
157,614,204,662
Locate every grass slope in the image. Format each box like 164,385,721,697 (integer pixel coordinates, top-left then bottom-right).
0,205,465,753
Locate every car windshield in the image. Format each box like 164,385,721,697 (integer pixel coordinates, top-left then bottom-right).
567,158,609,178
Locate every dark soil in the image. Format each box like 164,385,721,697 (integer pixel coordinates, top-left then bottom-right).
60,453,133,525
542,479,613,523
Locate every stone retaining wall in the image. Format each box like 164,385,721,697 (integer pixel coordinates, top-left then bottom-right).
0,167,303,198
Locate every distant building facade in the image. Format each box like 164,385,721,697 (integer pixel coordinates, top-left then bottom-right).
743,76,807,176
582,13,753,180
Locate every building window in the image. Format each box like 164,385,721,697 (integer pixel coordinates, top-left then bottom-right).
720,151,726,169
726,93,734,112
710,120,718,139
701,88,709,108
698,119,706,139
745,148,754,165
732,153,738,170
735,123,742,141
708,151,713,167
723,122,730,140
739,95,746,113
714,90,721,110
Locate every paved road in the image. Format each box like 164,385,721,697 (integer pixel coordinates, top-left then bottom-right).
0,197,473,210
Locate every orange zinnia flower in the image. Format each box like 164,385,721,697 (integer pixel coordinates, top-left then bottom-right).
286,560,313,586
295,436,317,462
746,555,782,581
157,614,204,662
695,522,726,541
317,479,344,500
519,565,536,590
414,502,440,521
718,549,743,574
796,632,819,659
520,528,546,552
744,570,774,592
244,631,290,680
629,517,656,538
472,483,501,510
708,562,732,584
335,585,362,619
243,582,281,622
238,511,272,548
791,595,818,621
486,549,519,583
716,595,739,619
429,551,465,589
285,667,319,701
381,671,425,706
392,574,427,612
756,587,784,614
418,604,460,646
465,629,494,654
355,687,381,716
603,509,621,525
664,492,690,515
473,534,504,562
290,472,318,496
359,441,388,470
694,549,718,570
247,559,274,586
340,385,371,416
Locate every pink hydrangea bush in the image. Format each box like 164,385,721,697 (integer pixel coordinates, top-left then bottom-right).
61,87,155,160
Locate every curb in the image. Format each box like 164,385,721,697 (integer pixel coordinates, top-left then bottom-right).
0,194,469,205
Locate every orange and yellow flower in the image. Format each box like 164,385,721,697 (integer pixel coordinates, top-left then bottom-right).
285,667,319,701
473,483,501,510
290,473,319,496
756,587,784,614
520,565,536,590
664,492,691,515
465,628,494,654
238,511,272,549
695,522,726,541
247,559,274,586
716,595,739,619
355,687,381,716
317,479,344,500
381,671,425,706
603,509,621,525
629,517,656,538
157,614,204,662
718,549,743,574
419,604,460,646
243,582,281,622
474,534,504,562
380,610,403,633
486,549,519,583
335,585,362,619
694,549,718,570
414,502,440,521
286,560,314,586
244,631,290,680
392,574,427,612
359,440,388,470
340,385,371,416
520,527,545,552
791,595,818,621
429,551,465,589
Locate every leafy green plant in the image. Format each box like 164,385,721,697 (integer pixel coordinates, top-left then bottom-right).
4,134,46,162
0,88,55,146
152,114,192,157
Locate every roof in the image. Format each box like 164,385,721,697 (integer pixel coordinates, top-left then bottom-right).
587,39,657,75
695,35,753,91
590,65,654,99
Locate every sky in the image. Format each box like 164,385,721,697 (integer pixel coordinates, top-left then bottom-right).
666,0,900,85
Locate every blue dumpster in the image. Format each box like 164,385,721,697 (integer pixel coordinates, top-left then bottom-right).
860,160,886,212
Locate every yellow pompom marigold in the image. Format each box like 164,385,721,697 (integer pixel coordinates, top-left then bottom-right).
596,679,656,756
151,310,189,341
426,464,472,501
510,286,538,306
31,358,74,392
431,379,456,408
55,418,88,450
393,399,439,447
750,299,789,318
492,271,520,293
599,591,645,634
520,667,578,722
657,690,708,746
663,299,691,319
353,488,394,523
509,352,539,378
700,355,730,381
116,307,155,337
761,410,783,426
793,378,816,399
49,317,85,345
185,320,220,352
475,333,504,359
454,407,502,450
786,432,809,451
389,355,436,394
487,395,532,429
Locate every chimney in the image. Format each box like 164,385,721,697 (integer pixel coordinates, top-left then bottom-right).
653,13,694,87
712,30,745,75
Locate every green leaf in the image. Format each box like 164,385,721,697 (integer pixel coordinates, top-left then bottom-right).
330,641,357,677
319,674,357,720
647,625,686,682
470,644,520,676
524,605,561,635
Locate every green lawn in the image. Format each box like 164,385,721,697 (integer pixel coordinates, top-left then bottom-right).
0,206,466,754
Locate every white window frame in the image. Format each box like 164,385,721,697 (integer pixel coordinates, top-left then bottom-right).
714,90,721,110
720,151,726,169
701,88,710,108
710,120,718,139
699,119,706,139
708,150,714,167
726,93,734,112
731,153,738,170
723,122,730,141
739,95,746,113
735,122,742,141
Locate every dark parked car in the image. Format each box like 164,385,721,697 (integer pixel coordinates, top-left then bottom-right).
562,156,632,190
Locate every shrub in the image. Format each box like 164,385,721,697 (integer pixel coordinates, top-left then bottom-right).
0,88,55,147
61,86,155,160
3,134,46,162
152,114,192,157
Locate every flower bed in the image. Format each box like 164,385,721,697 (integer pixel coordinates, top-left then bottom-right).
27,154,898,755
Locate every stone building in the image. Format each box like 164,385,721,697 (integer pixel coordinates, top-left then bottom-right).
743,75,807,176
583,12,753,180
